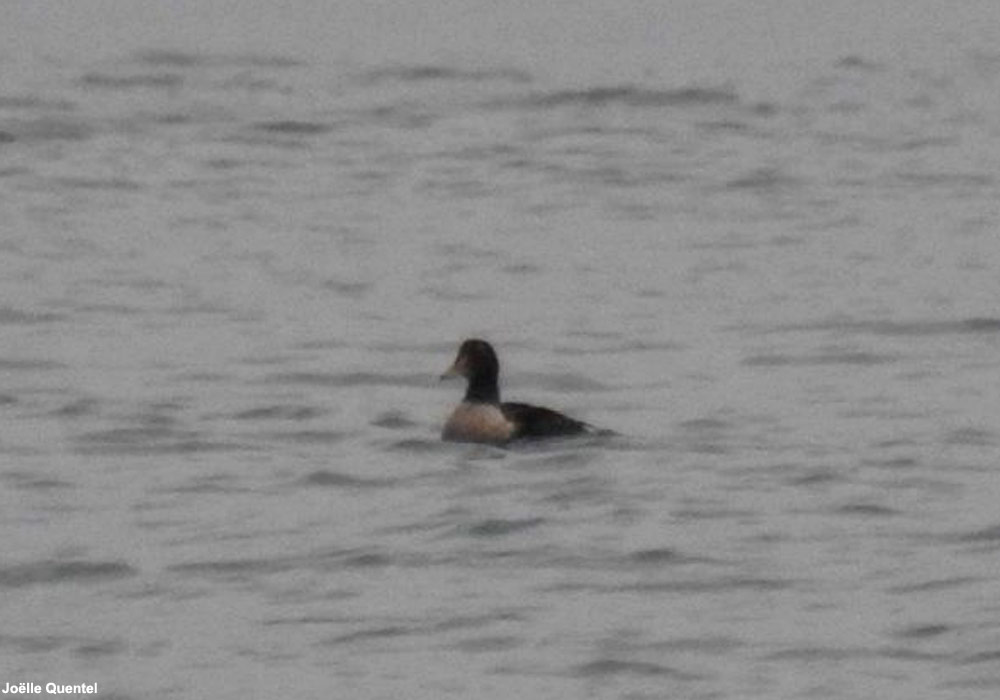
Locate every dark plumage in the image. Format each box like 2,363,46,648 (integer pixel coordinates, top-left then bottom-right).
440,339,594,444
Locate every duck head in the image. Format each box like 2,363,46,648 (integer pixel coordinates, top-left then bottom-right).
441,338,501,403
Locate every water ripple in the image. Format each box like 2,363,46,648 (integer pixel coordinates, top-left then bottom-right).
265,371,431,388
0,560,136,588
459,517,546,538
74,427,244,456
496,85,740,110
251,120,336,135
300,470,394,489
573,658,699,679
0,307,66,324
231,404,324,421
762,317,1000,337
361,64,532,85
79,72,184,90
743,351,897,367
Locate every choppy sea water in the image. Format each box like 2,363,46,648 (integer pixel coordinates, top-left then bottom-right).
2,4,1000,699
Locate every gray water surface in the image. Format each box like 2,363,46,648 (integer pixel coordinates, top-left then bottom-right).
2,2,1000,698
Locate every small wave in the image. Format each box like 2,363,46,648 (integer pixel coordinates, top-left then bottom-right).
765,646,873,662
557,339,683,355
432,610,528,632
383,438,452,453
0,95,76,111
310,546,398,569
262,615,347,627
420,286,492,302
509,451,597,470
958,650,1000,665
232,404,323,421
956,523,1000,543
834,503,898,517
73,639,126,657
0,306,65,324
294,338,353,351
447,635,521,653
371,411,418,430
652,636,744,653
360,64,532,85
944,427,995,447
759,317,1000,337
896,136,959,151
538,476,608,506
163,475,243,494
265,430,351,445
323,279,372,298
325,625,413,646
888,576,981,594
894,624,951,639
251,120,336,135
325,607,529,648
74,426,242,456
961,318,1000,332
79,72,184,90
339,551,393,568
3,471,74,491
0,117,94,142
265,371,431,388
695,118,756,133
0,634,125,657
300,470,391,488
510,371,611,392
891,171,995,190
460,517,545,538
678,417,731,432
725,167,803,191
52,176,143,191
623,576,794,593
0,635,67,653
355,103,439,130
75,440,242,456
863,456,920,470
168,557,289,578
836,55,884,71
574,659,696,679
0,358,65,371
787,469,845,486
501,262,543,276
133,50,303,69
627,547,685,565
132,50,204,68
494,85,739,110
743,351,896,367
365,340,456,354
0,560,136,588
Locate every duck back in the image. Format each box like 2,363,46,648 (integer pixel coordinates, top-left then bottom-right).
501,402,590,439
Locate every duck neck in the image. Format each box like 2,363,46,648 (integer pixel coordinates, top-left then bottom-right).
464,372,500,404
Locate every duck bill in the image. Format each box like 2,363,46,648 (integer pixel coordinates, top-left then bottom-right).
440,356,467,381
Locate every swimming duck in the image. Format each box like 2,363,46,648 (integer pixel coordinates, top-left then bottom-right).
440,339,594,444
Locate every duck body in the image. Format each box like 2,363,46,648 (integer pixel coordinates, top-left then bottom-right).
441,339,593,445
442,401,517,444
